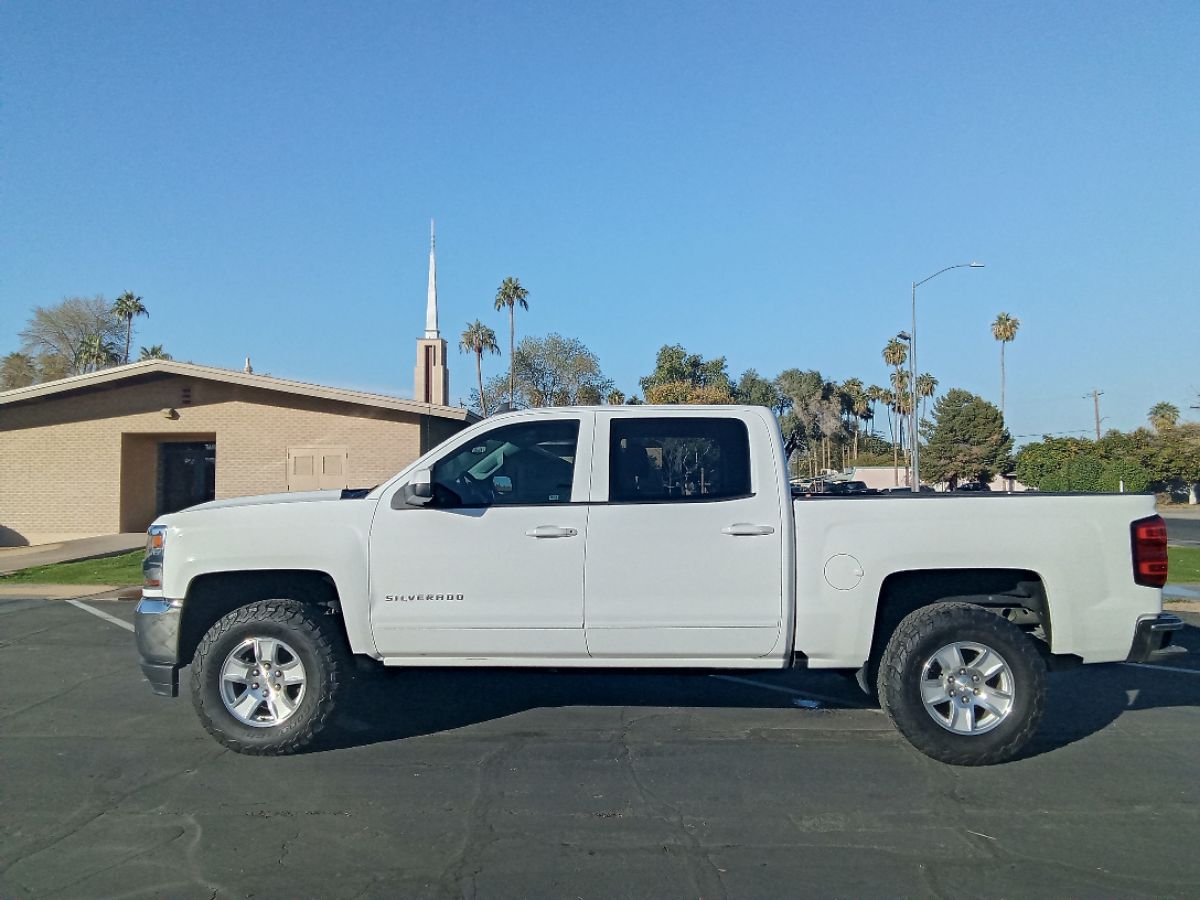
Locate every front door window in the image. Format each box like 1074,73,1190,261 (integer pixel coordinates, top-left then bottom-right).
430,420,579,507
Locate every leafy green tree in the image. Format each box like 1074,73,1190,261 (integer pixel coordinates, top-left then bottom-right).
1098,459,1152,493
493,277,529,407
991,312,1020,418
19,295,123,375
138,344,172,360
639,344,733,396
922,389,1013,487
1148,401,1180,432
644,381,734,404
459,320,500,416
474,333,611,411
1014,436,1107,491
112,291,148,364
734,369,786,413
0,352,38,390
1152,422,1200,503
776,369,846,475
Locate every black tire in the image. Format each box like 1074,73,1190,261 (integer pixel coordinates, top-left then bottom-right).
877,602,1045,766
191,599,346,755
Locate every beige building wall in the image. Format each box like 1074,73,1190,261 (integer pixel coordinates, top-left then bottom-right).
0,374,466,546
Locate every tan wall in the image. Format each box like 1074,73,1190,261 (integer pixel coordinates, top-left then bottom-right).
0,375,466,546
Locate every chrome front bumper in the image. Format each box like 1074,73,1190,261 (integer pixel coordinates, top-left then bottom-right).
1126,613,1185,663
135,596,182,697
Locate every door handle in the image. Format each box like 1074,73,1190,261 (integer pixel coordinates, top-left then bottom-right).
526,525,578,539
722,523,776,536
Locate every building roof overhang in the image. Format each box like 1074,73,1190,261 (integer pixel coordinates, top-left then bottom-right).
0,359,479,423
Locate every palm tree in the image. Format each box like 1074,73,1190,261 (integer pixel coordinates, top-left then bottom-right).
880,388,899,485
882,337,908,370
112,292,148,365
606,389,626,405
991,312,1020,418
78,334,118,372
865,385,886,438
840,378,865,460
1148,401,1180,432
458,320,500,415
916,372,938,427
139,344,172,361
494,277,529,407
882,339,909,477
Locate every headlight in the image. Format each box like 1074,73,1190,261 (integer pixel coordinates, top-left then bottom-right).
144,525,167,589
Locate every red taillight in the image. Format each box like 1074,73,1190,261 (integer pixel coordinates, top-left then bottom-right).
1131,515,1168,588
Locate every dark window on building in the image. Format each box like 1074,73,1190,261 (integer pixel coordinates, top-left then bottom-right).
157,441,215,515
431,420,579,507
609,417,751,502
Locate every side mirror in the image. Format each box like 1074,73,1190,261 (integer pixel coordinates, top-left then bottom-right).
392,469,433,508
493,475,513,495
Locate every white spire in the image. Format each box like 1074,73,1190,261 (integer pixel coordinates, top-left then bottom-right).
424,218,439,339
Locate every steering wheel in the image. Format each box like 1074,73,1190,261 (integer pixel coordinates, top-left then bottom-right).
451,471,495,506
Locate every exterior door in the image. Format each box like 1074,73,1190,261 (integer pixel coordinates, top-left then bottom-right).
584,412,785,659
369,413,593,659
287,447,349,491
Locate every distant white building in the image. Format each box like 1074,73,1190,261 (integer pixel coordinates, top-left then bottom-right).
824,466,1031,493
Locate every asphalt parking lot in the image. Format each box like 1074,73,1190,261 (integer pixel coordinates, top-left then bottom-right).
2,597,1199,899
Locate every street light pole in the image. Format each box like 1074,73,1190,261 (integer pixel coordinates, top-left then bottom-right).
909,262,985,492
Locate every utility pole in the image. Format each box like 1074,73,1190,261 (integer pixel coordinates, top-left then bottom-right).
1085,389,1104,440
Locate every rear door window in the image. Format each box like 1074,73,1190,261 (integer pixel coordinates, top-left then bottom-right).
609,417,751,502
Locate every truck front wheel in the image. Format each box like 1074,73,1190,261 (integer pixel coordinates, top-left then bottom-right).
877,602,1046,766
191,599,346,755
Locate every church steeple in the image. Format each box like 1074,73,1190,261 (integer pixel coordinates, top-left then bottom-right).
414,218,449,406
424,219,440,339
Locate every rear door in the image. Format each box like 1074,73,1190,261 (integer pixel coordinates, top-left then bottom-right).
583,410,786,659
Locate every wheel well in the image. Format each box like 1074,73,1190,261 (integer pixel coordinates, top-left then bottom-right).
178,570,341,666
869,569,1050,664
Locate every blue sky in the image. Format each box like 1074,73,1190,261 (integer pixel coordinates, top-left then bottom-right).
3,1,1197,442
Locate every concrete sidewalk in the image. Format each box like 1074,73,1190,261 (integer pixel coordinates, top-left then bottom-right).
0,533,144,575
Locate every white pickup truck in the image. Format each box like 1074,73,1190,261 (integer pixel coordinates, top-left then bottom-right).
135,405,1181,765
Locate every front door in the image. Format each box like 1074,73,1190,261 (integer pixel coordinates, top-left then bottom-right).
369,413,593,659
584,412,785,659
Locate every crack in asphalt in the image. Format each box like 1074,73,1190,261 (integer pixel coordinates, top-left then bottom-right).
0,749,228,889
0,665,132,721
438,738,521,898
615,707,729,900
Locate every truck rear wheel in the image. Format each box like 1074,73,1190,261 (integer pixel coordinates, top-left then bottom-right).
191,599,346,755
877,602,1045,766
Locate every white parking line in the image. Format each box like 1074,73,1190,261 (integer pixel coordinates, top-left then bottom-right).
1122,661,1200,676
708,673,877,710
66,598,135,633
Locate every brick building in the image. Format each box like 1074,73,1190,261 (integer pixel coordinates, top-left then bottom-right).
0,360,474,546
0,223,476,546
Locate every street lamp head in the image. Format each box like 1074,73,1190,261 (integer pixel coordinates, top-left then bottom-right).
896,331,911,341
969,261,985,268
